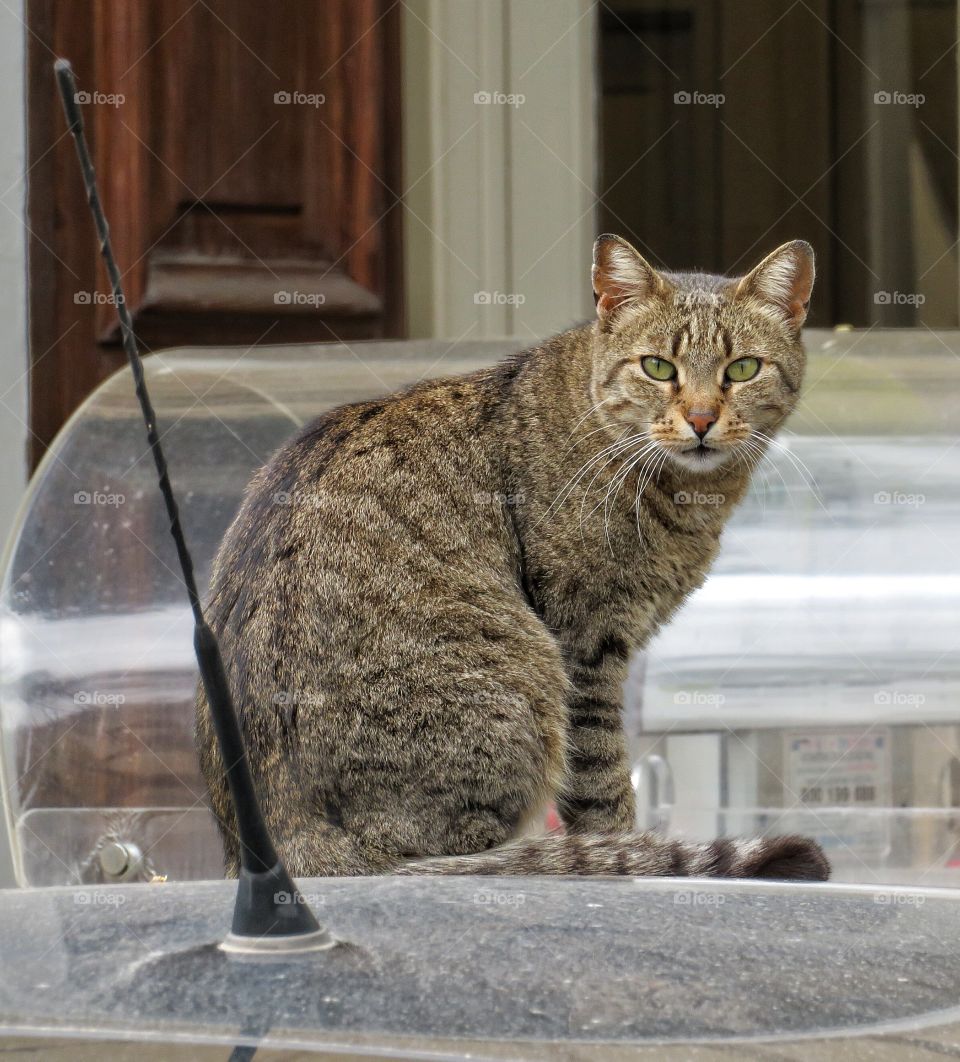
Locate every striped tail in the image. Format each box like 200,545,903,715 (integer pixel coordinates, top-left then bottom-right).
397,831,830,880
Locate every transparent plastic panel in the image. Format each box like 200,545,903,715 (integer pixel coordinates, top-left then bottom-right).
1,331,958,888
621,333,960,885
0,340,523,886
2,877,960,1055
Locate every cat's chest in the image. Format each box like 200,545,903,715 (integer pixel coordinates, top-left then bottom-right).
539,510,725,648
606,534,720,638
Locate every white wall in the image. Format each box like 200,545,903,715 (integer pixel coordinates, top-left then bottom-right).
0,2,27,534
403,0,597,343
0,0,27,888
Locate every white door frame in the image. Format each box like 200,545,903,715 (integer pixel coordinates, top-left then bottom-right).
0,0,27,888
402,0,598,341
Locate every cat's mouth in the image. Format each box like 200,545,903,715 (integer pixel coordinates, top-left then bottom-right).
668,441,729,473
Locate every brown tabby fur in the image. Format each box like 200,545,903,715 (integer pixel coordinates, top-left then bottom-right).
196,235,829,882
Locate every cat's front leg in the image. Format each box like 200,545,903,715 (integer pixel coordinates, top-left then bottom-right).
557,648,636,834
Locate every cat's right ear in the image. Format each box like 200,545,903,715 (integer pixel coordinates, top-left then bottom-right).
592,234,666,320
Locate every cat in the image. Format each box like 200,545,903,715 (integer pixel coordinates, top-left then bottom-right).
196,233,828,882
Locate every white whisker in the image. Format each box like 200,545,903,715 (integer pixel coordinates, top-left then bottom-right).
733,444,770,517
596,440,662,554
636,444,668,500
563,396,615,445
751,430,816,485
562,420,623,458
583,439,659,524
577,435,655,542
533,429,644,531
737,438,797,509
634,448,671,540
749,430,828,513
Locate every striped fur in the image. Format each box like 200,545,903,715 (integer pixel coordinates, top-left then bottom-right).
399,833,829,879
196,236,827,883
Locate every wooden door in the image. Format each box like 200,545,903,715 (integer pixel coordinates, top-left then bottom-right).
27,0,403,467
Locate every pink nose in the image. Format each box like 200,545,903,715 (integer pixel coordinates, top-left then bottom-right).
686,409,717,440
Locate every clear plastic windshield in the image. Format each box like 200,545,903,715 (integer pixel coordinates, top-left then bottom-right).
2,332,960,1058
0,331,958,891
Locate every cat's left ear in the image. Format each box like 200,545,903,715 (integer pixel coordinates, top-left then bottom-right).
735,241,815,330
592,234,668,320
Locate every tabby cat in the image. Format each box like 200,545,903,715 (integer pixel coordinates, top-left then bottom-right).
196,234,828,882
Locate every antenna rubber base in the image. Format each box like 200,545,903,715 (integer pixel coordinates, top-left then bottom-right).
226,860,330,947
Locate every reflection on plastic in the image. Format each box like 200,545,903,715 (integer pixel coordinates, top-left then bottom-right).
2,332,959,888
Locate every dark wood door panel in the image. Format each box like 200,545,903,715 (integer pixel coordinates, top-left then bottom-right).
27,0,403,467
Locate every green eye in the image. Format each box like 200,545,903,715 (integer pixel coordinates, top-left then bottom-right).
725,357,761,383
641,356,677,382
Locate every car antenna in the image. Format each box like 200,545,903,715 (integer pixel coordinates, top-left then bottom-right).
53,57,331,955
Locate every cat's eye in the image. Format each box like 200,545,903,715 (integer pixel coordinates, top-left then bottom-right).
725,357,761,383
641,356,677,382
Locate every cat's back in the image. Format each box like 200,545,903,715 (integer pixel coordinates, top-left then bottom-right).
206,363,525,650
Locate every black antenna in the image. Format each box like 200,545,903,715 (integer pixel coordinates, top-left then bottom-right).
54,58,330,953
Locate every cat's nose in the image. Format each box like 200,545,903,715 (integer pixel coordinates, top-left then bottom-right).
686,409,718,440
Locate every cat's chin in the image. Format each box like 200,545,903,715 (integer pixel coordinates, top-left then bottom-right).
667,446,731,474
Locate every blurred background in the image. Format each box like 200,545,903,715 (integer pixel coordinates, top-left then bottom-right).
1,0,951,526
0,1,958,890
8,0,958,492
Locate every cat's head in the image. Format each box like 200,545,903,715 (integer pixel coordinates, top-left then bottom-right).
589,234,814,474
